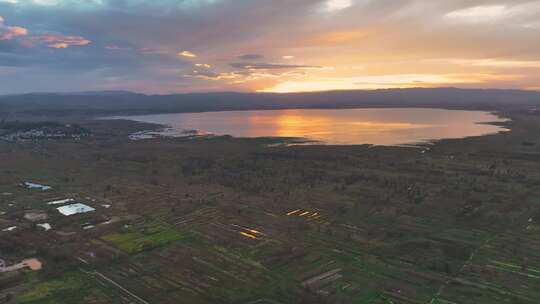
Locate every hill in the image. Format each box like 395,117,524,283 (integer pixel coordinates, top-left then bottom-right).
1,88,540,117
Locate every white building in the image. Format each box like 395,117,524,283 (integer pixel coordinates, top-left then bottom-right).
57,203,95,216
23,182,52,191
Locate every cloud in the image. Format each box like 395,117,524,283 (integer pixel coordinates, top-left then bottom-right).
185,70,240,80
178,50,197,58
438,58,540,69
230,62,322,70
0,26,28,40
29,33,90,48
2,0,540,94
0,16,29,40
237,54,264,60
445,2,540,23
323,0,353,12
185,65,309,84
445,5,508,22
140,48,169,55
105,45,131,51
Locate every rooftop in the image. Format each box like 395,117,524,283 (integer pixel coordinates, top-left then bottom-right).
23,182,52,191
57,203,95,216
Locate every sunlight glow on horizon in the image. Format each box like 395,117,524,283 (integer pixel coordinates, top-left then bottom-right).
257,74,497,93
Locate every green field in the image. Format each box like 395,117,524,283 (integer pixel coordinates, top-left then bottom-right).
101,222,183,253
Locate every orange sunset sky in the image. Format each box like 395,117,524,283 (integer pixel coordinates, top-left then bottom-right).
1,0,540,94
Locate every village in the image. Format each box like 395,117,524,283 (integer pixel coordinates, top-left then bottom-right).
0,180,106,268
0,122,91,143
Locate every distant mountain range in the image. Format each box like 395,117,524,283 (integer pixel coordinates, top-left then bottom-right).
1,88,539,117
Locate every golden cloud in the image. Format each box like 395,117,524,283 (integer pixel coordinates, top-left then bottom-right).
0,17,29,41
178,50,197,58
0,26,28,40
30,34,91,48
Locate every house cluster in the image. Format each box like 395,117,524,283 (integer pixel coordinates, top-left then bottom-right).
0,125,91,142
1,192,98,234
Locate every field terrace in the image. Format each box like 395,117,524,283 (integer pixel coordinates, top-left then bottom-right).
0,112,540,303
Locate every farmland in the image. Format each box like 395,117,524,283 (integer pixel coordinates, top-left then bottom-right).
1,110,540,303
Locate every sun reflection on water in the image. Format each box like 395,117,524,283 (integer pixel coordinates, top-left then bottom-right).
114,108,508,146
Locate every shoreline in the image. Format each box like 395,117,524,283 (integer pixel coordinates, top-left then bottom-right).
99,107,510,147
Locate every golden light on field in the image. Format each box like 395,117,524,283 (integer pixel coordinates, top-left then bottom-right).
239,232,258,239
287,209,301,216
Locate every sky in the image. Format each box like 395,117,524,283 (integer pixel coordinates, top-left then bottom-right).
1,0,540,94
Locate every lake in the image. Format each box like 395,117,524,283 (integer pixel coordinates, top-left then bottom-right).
111,108,509,145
